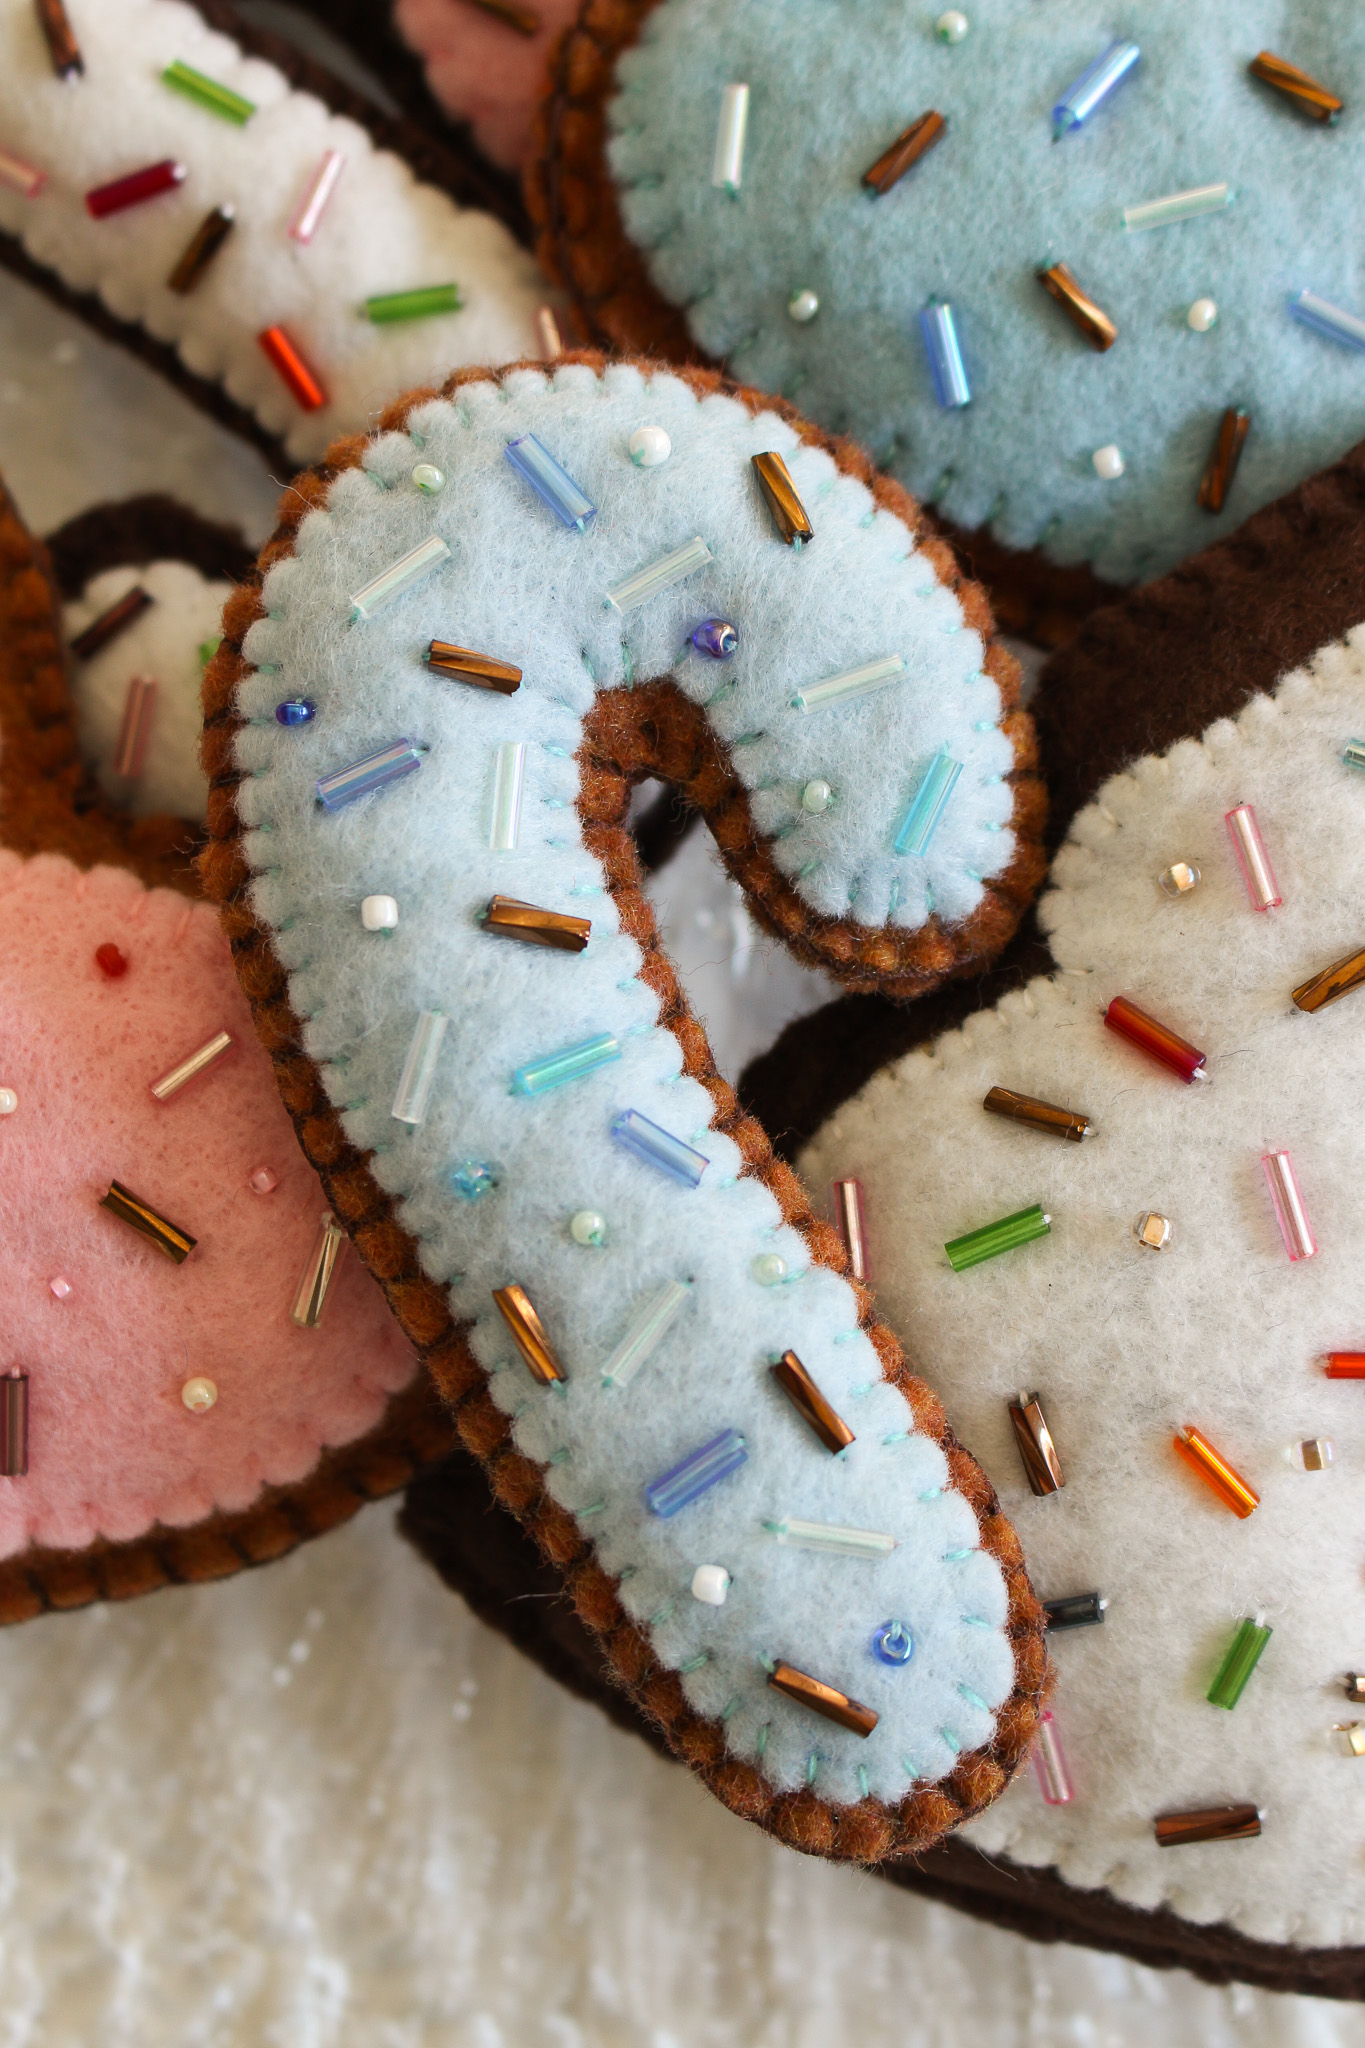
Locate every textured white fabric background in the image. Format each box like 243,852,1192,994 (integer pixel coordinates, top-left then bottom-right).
1,265,1362,2041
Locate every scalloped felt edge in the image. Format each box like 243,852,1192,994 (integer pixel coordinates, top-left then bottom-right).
199,351,1050,1863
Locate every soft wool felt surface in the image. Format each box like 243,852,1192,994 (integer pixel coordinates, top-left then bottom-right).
205,356,1046,1849
0,850,417,1556
801,633,1365,1944
66,562,230,825
595,0,1365,584
395,0,583,172
0,0,546,464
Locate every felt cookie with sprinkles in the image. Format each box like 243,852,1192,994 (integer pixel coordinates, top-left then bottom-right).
533,0,1365,593
0,479,451,1620
201,353,1049,1858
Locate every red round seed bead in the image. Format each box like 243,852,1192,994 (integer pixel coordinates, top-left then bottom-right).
95,942,128,978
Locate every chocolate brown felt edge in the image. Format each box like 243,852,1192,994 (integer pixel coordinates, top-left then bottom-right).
740,428,1365,1165
525,0,1122,649
199,351,1050,1863
0,473,459,1622
0,0,531,480
44,493,257,598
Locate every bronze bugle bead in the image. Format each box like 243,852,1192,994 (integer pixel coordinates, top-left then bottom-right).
493,1283,565,1384
861,110,946,195
1155,1803,1262,1848
167,204,236,294
466,0,540,34
1008,1391,1064,1495
0,1370,28,1478
1345,1674,1365,1705
768,1660,879,1736
426,641,522,693
70,585,153,660
484,895,590,953
1197,408,1250,514
1249,51,1342,123
1292,945,1365,1013
771,1350,855,1454
99,1180,197,1263
1037,262,1117,352
984,1086,1094,1142
751,452,814,546
35,0,83,77
832,1176,869,1280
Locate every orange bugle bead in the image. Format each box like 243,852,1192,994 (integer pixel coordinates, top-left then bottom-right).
1326,1353,1365,1379
1104,995,1207,1082
1173,1425,1259,1518
258,325,327,411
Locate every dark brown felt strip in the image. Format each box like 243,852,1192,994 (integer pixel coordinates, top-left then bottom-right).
200,353,1051,1865
45,494,256,598
526,0,1120,650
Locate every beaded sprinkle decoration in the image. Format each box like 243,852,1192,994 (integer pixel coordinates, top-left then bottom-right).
798,611,1365,1935
543,2,1365,586
201,355,1050,1859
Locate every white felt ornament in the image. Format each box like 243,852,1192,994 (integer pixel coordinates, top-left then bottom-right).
802,628,1365,1942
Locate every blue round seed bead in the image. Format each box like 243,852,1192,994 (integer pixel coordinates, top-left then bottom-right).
872,1620,914,1666
275,698,316,727
448,1159,501,1202
690,618,739,660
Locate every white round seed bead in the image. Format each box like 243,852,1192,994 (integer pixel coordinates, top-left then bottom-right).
1187,297,1219,333
411,462,446,495
628,425,671,468
0,1087,16,1115
787,288,820,324
801,778,833,813
361,894,399,931
181,1377,218,1413
691,1565,731,1606
1092,443,1126,480
752,1252,788,1285
936,10,969,41
570,1209,607,1246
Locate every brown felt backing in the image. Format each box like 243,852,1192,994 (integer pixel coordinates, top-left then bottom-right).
0,474,459,1618
44,494,257,599
199,352,1052,1864
0,0,531,479
525,0,1122,650
397,431,1365,1993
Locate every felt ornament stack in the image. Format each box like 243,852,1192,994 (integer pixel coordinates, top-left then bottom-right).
0,478,453,1617
400,430,1365,2000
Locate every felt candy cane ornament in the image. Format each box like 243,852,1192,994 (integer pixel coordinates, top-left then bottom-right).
0,476,451,1619
531,0,1365,635
402,428,1365,1994
0,0,549,469
201,351,1050,1859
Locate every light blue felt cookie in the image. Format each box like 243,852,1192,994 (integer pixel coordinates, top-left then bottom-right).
606,1,1365,581
211,359,1046,1845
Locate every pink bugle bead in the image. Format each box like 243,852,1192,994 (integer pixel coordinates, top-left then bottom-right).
1262,1149,1316,1261
1225,803,1281,911
1033,1709,1074,1805
288,149,344,243
832,1176,869,1280
48,1276,72,1300
0,144,46,198
112,675,158,778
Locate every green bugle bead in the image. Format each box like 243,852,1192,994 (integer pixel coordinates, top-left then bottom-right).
945,1202,1050,1272
161,59,255,124
1207,1616,1272,1710
364,283,463,324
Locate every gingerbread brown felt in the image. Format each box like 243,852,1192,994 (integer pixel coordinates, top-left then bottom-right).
0,0,531,481
399,1445,1365,1999
525,0,1121,650
0,473,459,1622
200,352,1051,1864
392,430,1365,1990
44,494,256,599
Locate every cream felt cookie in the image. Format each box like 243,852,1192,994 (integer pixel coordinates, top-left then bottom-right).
799,624,1365,1951
0,474,452,1620
0,0,549,466
531,0,1365,627
200,351,1051,1861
